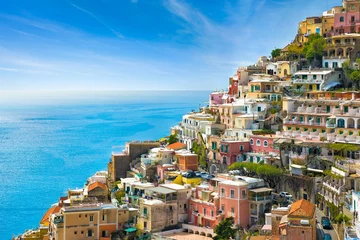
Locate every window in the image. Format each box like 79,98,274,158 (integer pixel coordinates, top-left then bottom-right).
231,207,235,216
222,157,227,164
102,230,108,237
87,230,94,237
230,189,235,198
184,204,187,209
242,190,247,198
79,214,81,218
340,16,344,22
169,206,173,211
143,207,147,216
89,215,94,222
240,145,244,151
221,205,225,211
221,188,225,197
213,152,216,160
74,231,77,235
81,231,84,234
144,222,147,229
276,216,282,221
250,139,254,145
264,140,268,147
203,208,206,216
313,75,316,80
256,140,261,146
102,214,106,221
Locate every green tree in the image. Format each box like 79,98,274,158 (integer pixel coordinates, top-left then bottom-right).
304,34,326,64
191,141,207,168
327,143,359,164
350,70,360,89
213,217,236,240
334,213,351,226
271,48,281,59
229,162,283,188
287,43,304,60
167,134,179,144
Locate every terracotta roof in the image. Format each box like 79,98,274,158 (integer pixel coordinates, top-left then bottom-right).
88,182,107,192
40,205,61,224
288,199,315,218
59,196,68,201
167,142,186,150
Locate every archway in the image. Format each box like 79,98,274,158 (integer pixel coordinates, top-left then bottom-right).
207,234,213,238
284,69,288,76
346,47,353,57
337,48,344,57
210,164,217,175
348,118,355,128
337,118,345,128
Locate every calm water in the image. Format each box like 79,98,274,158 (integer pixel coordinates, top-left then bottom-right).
0,91,209,239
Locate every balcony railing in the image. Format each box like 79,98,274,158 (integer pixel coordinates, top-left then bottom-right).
249,196,272,201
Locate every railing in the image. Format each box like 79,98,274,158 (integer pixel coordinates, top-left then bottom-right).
248,196,272,201
182,224,215,236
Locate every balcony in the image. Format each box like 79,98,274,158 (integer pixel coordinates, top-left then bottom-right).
248,196,272,201
326,123,336,128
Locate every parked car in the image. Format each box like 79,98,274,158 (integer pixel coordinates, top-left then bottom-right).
323,233,332,240
321,217,331,229
279,192,292,199
194,171,201,177
206,174,215,180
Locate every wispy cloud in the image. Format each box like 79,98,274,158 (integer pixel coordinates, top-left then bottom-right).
68,1,124,39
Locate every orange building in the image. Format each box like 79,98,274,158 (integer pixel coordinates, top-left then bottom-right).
175,150,198,171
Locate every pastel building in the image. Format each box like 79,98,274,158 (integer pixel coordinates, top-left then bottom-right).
209,91,227,107
247,75,285,102
291,69,343,92
218,179,250,228
188,185,221,229
140,147,174,167
219,138,250,165
48,203,126,240
323,34,360,69
248,134,279,164
334,1,360,35
218,98,269,130
266,61,298,79
179,112,215,149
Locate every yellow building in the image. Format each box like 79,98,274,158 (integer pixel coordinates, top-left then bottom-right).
296,6,342,43
247,75,283,101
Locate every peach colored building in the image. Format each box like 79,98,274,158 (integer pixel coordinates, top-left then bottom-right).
218,180,250,228
48,204,119,240
278,199,316,240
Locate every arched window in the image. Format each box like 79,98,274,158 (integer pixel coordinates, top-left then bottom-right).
340,16,344,22
256,140,261,146
337,118,345,128
250,139,254,145
264,140,268,147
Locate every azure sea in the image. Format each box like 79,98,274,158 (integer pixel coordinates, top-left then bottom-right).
0,91,209,239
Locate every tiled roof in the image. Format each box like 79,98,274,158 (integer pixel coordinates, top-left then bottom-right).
88,182,107,192
40,205,61,224
167,142,186,150
288,199,315,218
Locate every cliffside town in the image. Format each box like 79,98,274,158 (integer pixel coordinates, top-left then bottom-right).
15,0,360,240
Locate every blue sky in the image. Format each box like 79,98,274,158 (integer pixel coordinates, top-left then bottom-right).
0,0,339,91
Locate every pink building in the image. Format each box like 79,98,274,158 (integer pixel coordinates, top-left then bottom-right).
248,135,279,164
209,92,225,107
188,185,222,228
219,139,250,165
157,164,177,181
218,180,250,228
334,12,360,34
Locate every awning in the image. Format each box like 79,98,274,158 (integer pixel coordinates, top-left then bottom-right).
323,82,340,91
249,187,273,193
125,227,137,233
261,224,272,231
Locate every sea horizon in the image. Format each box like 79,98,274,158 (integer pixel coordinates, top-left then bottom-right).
0,90,209,239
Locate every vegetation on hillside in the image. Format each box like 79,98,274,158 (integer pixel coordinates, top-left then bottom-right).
229,162,283,188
